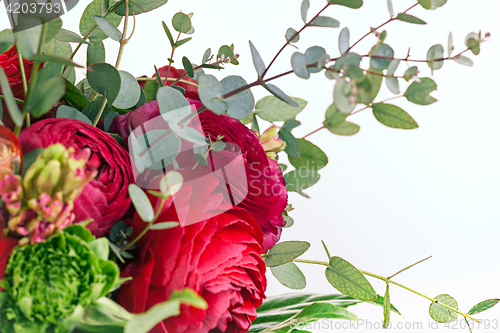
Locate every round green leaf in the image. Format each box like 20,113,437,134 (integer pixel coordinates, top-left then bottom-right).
291,52,310,79
429,294,458,323
87,63,122,104
301,0,310,22
28,76,66,117
427,44,444,70
113,71,141,109
128,184,155,223
255,96,307,122
56,105,92,125
324,103,348,128
386,59,400,76
160,171,184,197
172,12,192,33
288,139,328,171
265,241,310,267
271,262,306,290
370,43,394,70
325,256,377,301
87,40,105,66
43,18,63,43
418,0,447,10
333,78,356,114
157,86,191,123
304,46,327,73
217,45,234,61
286,28,300,43
404,78,437,105
284,168,320,192
220,75,255,120
197,74,228,115
372,103,418,129
465,32,480,55
169,123,207,146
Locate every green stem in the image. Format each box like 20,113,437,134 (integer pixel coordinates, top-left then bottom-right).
136,77,198,87
92,96,107,126
16,48,28,96
163,30,182,86
119,196,167,253
114,0,129,69
0,95,25,104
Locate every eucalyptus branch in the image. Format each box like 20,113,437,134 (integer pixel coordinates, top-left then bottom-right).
293,258,481,323
114,0,130,68
346,3,418,53
365,47,471,63
163,30,182,86
119,195,167,253
136,77,198,87
261,3,330,78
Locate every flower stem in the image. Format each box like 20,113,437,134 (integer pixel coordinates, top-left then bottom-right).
114,0,129,69
92,96,107,126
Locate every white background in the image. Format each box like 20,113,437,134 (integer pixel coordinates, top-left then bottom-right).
1,0,499,332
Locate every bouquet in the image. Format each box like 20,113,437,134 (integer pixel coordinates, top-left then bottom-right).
0,0,498,332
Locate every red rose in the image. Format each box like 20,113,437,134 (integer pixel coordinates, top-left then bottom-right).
110,99,287,251
0,47,36,130
114,171,266,333
18,119,134,236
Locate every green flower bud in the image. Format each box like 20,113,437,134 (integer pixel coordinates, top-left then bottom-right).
0,225,119,333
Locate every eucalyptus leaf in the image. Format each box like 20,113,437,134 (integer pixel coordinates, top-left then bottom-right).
404,78,437,105
221,76,255,119
427,44,444,70
113,71,141,109
333,78,356,114
149,222,179,230
383,285,390,328
56,105,92,125
396,13,426,24
288,139,328,172
93,15,123,41
27,76,66,117
169,122,207,146
452,55,473,66
386,77,400,94
279,129,300,160
56,29,92,45
370,43,394,70
328,0,363,9
262,83,298,107
304,46,326,74
465,32,480,55
309,16,339,28
301,0,310,23
327,121,360,136
87,63,122,103
418,0,447,10
338,28,350,55
157,86,191,123
255,96,306,122
291,52,310,79
197,74,228,115
80,0,122,41
128,184,155,223
286,28,300,43
87,40,105,66
172,12,192,33
160,171,184,197
0,68,22,127
249,41,266,77
115,0,168,16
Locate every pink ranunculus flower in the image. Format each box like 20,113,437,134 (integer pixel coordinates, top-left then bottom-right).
19,119,134,236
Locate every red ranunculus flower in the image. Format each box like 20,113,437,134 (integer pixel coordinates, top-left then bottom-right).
0,230,19,287
18,119,134,236
114,171,266,333
109,98,288,252
0,47,36,130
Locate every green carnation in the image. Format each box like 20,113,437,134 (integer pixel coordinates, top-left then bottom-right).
0,225,119,333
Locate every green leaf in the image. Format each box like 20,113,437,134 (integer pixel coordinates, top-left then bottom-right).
218,45,234,61
197,74,228,115
149,222,179,230
452,55,473,66
0,68,22,127
80,0,122,41
282,119,301,131
338,28,350,55
87,63,122,104
324,103,348,128
15,25,42,59
144,80,159,102
325,257,377,301
372,103,418,129
333,78,356,113
386,59,400,76
124,289,206,333
304,46,327,74
181,57,195,78
386,77,400,94
301,0,310,23
115,0,168,15
160,171,184,197
31,54,83,68
162,21,175,47
279,129,300,159
288,139,328,171
27,76,66,117
327,121,360,136
418,0,447,10
175,38,192,48
293,303,358,325
367,67,383,102
157,86,191,123
0,29,15,54
403,66,418,81
55,29,91,45
104,111,119,132
284,169,320,192
429,294,458,323
44,18,63,43
249,41,266,77
328,0,363,9
255,96,306,122
128,184,155,223
370,43,394,70
57,105,92,125
87,40,105,66
94,15,123,41
169,122,207,146
291,52,310,79
448,32,454,56
113,71,141,109
396,13,426,24
309,16,340,28
467,299,500,316
265,241,310,267
220,75,255,119
172,12,192,33
88,238,110,261
404,78,437,105
466,32,480,55
383,285,390,328
286,28,300,43
427,44,444,70
262,83,299,107
387,0,394,16
271,262,306,290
